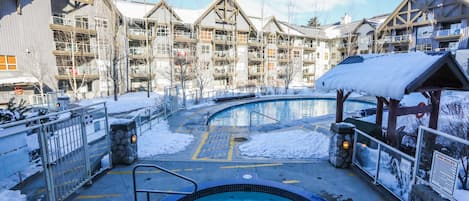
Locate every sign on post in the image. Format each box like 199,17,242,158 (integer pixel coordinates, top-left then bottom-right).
430,151,459,196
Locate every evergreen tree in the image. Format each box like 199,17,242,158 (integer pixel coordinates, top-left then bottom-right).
307,16,320,27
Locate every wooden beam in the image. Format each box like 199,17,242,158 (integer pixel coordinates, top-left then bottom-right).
395,105,432,116
376,97,384,128
336,90,344,123
428,90,441,129
16,0,21,15
387,99,400,147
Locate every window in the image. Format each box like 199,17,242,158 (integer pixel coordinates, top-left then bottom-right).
268,62,275,70
267,49,276,59
201,45,210,54
0,55,17,71
293,51,300,58
316,52,320,59
95,18,108,29
157,25,168,36
200,29,212,41
331,53,337,60
324,52,329,60
238,32,247,43
268,35,276,44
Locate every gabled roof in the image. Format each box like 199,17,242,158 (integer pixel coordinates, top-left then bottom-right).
317,52,469,100
193,0,257,32
263,16,284,33
376,0,409,32
143,0,182,21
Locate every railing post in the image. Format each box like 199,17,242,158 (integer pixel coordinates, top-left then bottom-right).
413,126,425,185
104,102,113,169
38,126,57,201
374,143,381,185
80,110,92,181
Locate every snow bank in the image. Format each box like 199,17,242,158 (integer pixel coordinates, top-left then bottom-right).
0,190,26,201
454,189,469,201
239,129,329,159
78,92,162,114
138,121,193,158
317,52,443,100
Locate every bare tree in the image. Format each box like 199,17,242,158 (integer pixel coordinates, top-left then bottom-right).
174,47,194,108
282,61,298,94
30,47,50,104
193,60,211,103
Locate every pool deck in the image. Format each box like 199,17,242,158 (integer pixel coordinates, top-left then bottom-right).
17,95,395,201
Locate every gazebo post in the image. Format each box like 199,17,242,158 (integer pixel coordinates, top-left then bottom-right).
387,99,400,147
375,97,384,128
336,90,344,123
429,90,442,129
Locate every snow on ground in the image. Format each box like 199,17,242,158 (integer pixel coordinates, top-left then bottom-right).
78,92,162,114
137,121,194,158
239,129,329,159
0,190,26,201
454,189,469,201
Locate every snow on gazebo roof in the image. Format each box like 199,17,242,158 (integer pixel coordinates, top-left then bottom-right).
316,52,469,100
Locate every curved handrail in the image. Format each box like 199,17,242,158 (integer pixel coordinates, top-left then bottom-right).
249,111,280,127
133,164,198,201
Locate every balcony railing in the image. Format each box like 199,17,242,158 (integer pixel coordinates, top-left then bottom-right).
131,66,147,74
55,41,92,53
214,34,234,41
51,16,91,29
248,38,262,44
213,51,236,58
129,47,146,55
57,66,98,76
128,28,153,37
382,34,411,43
304,43,316,49
248,66,263,75
303,55,315,62
435,29,461,38
248,52,263,59
174,32,197,40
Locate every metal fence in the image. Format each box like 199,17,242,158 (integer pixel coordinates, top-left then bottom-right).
0,102,111,201
353,126,469,201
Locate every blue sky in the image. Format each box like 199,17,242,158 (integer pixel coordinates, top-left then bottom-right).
143,0,401,25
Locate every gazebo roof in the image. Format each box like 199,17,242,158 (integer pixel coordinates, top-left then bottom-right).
317,52,469,100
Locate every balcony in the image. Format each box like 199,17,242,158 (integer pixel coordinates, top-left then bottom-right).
174,32,197,43
50,16,96,35
214,34,235,44
303,69,315,76
248,38,262,46
53,41,94,57
130,66,153,79
381,34,411,44
303,55,315,64
129,47,147,59
248,66,263,76
213,66,234,78
128,28,153,41
277,40,289,49
56,66,99,80
213,50,236,61
278,54,289,62
303,43,316,51
248,52,263,62
434,29,461,40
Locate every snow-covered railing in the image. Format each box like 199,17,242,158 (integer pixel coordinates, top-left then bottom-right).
353,128,416,201
131,103,165,135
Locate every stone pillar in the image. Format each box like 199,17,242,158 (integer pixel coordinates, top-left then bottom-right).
110,120,138,165
329,122,355,168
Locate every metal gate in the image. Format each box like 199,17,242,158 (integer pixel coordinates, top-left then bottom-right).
164,86,182,117
37,102,112,201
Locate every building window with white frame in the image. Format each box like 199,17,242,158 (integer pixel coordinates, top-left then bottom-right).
157,25,169,36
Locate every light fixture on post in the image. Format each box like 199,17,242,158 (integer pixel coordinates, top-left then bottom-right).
131,134,137,144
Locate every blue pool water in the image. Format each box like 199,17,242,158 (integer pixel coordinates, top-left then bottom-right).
195,191,292,201
209,98,374,126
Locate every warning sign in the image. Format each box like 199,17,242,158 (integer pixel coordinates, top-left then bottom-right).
430,151,459,196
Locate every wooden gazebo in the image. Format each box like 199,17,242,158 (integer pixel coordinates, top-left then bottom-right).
317,52,469,147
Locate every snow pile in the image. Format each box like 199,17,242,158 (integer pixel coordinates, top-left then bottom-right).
454,189,469,201
316,52,443,100
79,92,162,114
0,190,26,201
137,121,194,158
239,129,329,159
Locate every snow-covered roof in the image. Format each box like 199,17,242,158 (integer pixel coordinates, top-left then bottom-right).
173,8,204,24
0,74,38,85
317,52,469,100
115,1,153,19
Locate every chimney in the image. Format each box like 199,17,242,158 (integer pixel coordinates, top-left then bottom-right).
341,13,352,24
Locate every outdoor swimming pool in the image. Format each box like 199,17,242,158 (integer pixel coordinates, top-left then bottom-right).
208,98,374,126
195,191,291,201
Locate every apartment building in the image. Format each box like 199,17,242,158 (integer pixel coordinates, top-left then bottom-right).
1,0,468,102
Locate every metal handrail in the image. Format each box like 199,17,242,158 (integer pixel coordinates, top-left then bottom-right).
249,111,280,127
133,164,198,201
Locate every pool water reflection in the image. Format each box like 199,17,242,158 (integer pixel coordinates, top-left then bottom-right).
209,99,373,127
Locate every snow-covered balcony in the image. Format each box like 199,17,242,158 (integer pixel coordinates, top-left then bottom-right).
53,41,94,57
174,31,197,43
128,28,153,40
50,16,92,30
